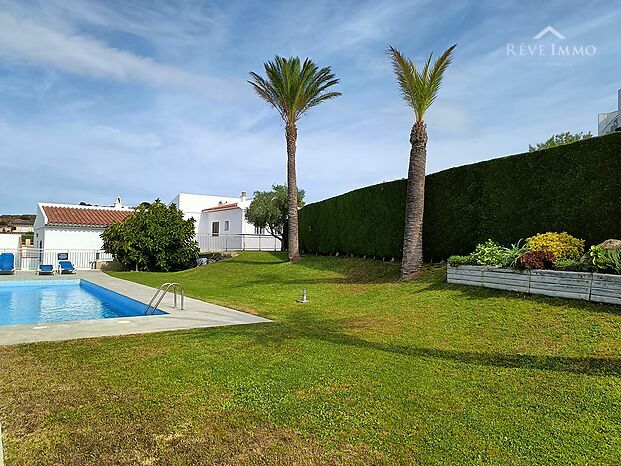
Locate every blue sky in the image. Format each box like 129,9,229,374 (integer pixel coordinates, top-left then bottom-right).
0,0,619,213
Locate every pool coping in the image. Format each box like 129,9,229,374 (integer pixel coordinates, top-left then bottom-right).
0,271,270,345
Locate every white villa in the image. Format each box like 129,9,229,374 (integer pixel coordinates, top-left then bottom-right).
34,197,133,252
171,192,281,251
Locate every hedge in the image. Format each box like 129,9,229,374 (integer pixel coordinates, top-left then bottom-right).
299,132,621,260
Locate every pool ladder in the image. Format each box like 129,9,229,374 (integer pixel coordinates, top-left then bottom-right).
145,283,185,315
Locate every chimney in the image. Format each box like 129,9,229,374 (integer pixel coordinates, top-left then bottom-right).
241,191,248,201
114,196,123,209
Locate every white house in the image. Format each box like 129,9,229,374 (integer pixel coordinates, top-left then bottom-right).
34,197,133,252
171,192,281,251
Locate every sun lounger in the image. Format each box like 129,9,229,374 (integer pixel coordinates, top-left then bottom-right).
58,260,76,274
37,264,55,275
0,253,15,274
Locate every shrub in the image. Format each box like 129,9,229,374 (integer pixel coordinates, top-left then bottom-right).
527,232,584,261
470,240,506,266
517,250,556,270
102,200,199,272
590,246,621,274
447,255,475,266
299,133,621,260
553,259,588,272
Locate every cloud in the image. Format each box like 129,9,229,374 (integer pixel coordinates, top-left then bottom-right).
0,11,233,97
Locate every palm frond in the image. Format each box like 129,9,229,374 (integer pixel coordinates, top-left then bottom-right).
388,44,456,122
249,56,341,124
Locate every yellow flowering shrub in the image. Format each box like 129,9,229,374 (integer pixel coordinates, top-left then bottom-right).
527,232,585,261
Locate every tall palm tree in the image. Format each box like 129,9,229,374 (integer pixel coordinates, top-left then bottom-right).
389,44,456,280
249,56,340,261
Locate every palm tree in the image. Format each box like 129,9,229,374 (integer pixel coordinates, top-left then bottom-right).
249,57,340,261
388,44,456,280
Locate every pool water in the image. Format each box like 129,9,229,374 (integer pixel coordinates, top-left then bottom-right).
0,280,163,326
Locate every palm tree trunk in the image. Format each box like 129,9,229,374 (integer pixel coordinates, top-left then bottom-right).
400,121,428,280
285,123,301,261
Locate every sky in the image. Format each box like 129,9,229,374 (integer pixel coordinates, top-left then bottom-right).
0,0,619,214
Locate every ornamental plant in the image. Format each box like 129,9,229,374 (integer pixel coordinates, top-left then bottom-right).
470,240,506,266
527,232,584,261
553,259,588,272
447,255,475,266
590,245,621,274
516,250,556,270
501,239,528,268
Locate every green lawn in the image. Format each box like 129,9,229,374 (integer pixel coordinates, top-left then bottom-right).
1,252,620,465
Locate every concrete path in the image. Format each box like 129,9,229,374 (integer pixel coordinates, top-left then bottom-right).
0,271,270,345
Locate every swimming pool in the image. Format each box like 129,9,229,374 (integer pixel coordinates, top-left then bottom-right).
0,280,165,326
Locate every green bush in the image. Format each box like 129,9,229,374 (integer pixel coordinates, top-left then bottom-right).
501,239,528,268
590,246,621,274
447,255,475,266
299,133,621,260
553,259,589,272
102,200,199,272
470,240,505,266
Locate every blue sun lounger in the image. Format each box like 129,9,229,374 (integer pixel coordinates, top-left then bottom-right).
0,253,16,274
58,260,76,274
38,264,55,275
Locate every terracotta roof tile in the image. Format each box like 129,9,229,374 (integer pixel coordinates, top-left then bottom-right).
42,206,133,227
202,203,239,212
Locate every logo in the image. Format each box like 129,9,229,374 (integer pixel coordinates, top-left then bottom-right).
533,26,565,40
506,26,597,65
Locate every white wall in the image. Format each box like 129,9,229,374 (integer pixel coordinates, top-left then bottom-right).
41,227,106,250
0,233,21,249
171,193,239,235
203,209,244,235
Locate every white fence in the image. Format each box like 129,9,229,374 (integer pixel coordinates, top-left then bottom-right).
0,248,113,271
196,234,282,252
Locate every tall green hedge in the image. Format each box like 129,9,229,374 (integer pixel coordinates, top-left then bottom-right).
299,132,621,260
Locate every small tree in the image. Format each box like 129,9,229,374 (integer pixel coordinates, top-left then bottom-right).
102,200,198,272
528,132,592,152
245,185,305,246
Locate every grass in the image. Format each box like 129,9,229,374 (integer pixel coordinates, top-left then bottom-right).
1,252,620,465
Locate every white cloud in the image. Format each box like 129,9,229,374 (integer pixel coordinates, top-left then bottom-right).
0,11,233,97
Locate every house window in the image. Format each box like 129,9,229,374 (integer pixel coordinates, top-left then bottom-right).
254,226,266,235
224,220,230,232
212,222,220,236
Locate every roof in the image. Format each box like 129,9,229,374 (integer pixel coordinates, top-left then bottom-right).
42,206,133,227
202,203,239,212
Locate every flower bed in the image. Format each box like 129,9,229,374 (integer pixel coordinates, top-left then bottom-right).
446,232,621,305
447,265,621,305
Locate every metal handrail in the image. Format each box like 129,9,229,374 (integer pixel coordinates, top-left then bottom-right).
145,282,185,314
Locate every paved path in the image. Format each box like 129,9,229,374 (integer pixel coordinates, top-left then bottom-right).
0,271,270,345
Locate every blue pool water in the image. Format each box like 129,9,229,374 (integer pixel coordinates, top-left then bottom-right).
0,280,164,326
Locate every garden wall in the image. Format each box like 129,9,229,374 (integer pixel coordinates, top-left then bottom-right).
447,265,621,305
299,133,621,260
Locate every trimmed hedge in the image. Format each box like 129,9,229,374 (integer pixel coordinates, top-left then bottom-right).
299,132,621,260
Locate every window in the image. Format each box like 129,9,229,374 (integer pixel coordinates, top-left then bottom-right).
224,220,230,232
254,226,266,235
211,222,220,236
